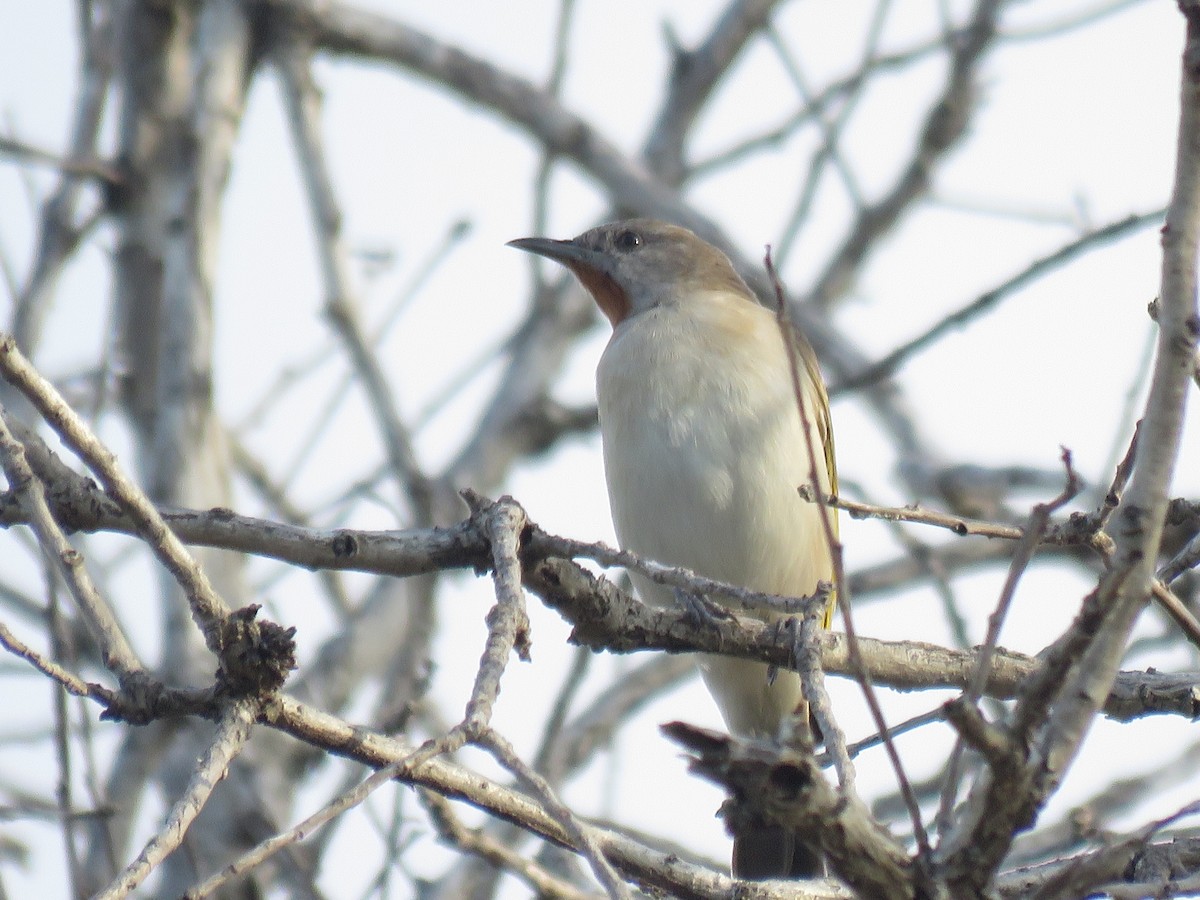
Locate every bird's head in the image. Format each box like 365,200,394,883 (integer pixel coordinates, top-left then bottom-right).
508,218,755,327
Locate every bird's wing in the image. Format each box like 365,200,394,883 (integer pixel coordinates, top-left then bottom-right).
793,326,839,629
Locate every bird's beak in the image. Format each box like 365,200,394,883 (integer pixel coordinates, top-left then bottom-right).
506,237,610,274
507,236,629,326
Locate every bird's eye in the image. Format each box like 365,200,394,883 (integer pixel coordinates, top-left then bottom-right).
614,230,642,251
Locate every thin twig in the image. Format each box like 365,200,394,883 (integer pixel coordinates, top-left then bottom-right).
0,135,120,183
966,451,1082,706
273,35,438,524
772,1,885,264
939,13,1200,889
834,210,1165,393
421,791,599,900
94,699,260,899
460,491,532,731
0,406,143,680
0,620,119,708
794,602,855,790
935,452,1081,838
767,246,933,869
0,334,233,652
642,0,782,185
808,0,1004,311
183,742,429,899
530,0,578,258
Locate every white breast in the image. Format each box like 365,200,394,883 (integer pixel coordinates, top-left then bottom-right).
596,294,832,737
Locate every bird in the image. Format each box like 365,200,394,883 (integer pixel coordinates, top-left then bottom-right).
508,218,837,880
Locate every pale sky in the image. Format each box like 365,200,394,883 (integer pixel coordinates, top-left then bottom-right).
0,1,1196,896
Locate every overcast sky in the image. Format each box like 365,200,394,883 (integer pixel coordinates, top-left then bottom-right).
1,2,1197,896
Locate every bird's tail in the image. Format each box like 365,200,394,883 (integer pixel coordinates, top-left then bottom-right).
733,825,823,880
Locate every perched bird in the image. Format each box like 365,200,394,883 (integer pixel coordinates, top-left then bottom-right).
509,219,837,879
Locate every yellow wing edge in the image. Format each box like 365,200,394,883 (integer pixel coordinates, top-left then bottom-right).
796,328,839,630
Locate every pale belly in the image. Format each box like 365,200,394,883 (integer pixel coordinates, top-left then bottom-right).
597,315,831,737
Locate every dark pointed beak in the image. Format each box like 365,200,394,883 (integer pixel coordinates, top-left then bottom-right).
506,237,609,273
507,236,629,326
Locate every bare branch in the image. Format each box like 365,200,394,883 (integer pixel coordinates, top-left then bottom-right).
939,15,1200,888
807,0,1004,311
273,33,440,524
642,0,783,184
833,210,1166,394
93,698,261,899
0,333,234,651
0,408,143,681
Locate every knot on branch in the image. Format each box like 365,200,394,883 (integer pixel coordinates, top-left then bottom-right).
330,530,358,558
216,604,297,697
101,674,221,725
101,671,172,725
661,721,821,835
461,489,535,563
5,418,121,530
1128,835,1200,882
1167,498,1200,530
663,721,914,893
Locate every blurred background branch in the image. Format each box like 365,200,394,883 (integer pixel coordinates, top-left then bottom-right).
0,0,1195,897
